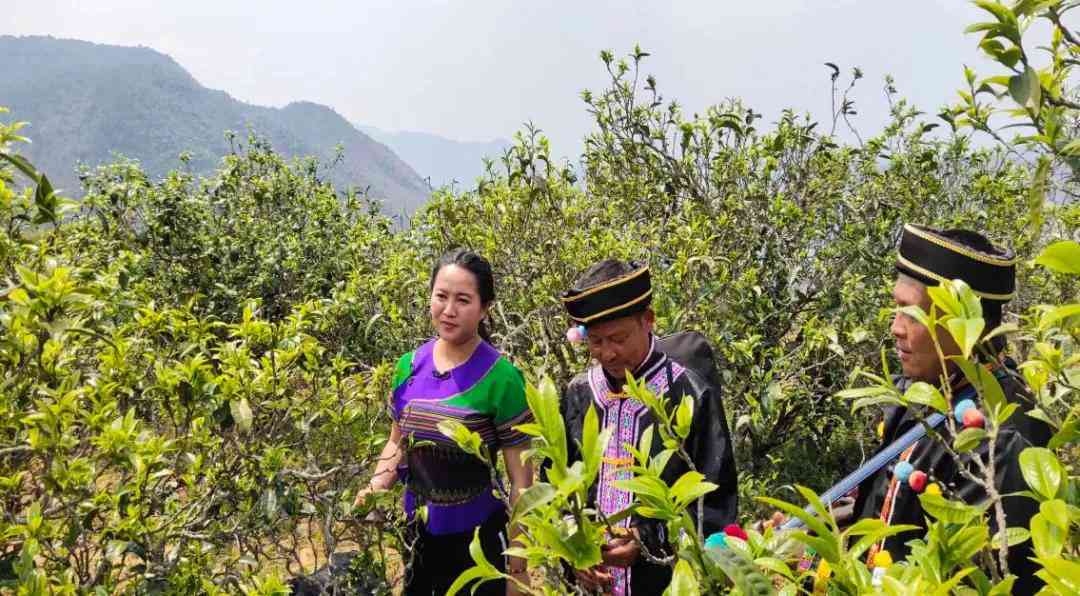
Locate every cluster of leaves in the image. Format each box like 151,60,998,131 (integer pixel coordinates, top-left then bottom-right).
1,1,1077,593
946,0,1080,177
1,127,410,593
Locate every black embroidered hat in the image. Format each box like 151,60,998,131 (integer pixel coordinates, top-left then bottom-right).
561,261,652,326
896,224,1017,302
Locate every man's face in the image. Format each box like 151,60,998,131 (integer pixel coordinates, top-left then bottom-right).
891,276,960,383
585,310,654,381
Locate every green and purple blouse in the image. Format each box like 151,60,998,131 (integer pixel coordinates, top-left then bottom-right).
392,339,531,535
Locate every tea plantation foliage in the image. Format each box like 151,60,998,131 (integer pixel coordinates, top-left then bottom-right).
2,1,1079,593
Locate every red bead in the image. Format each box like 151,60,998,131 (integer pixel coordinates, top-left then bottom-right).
962,408,985,429
908,470,928,493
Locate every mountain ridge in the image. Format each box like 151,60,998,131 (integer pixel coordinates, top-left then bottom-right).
0,35,431,214
359,125,511,190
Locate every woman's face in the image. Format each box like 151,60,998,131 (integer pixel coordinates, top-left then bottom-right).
430,264,488,345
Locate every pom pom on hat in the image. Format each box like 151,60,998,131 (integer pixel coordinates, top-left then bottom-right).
872,550,893,569
566,324,587,343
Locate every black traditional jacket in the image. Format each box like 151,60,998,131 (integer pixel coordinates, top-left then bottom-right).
852,362,1051,595
557,340,738,595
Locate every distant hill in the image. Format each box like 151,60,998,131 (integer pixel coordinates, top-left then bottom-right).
0,36,431,214
359,126,510,190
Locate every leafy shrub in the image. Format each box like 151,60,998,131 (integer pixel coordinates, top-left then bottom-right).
1,1,1077,593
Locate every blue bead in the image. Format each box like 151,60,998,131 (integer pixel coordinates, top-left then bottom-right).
894,461,914,483
577,324,588,338
705,533,728,550
954,399,976,423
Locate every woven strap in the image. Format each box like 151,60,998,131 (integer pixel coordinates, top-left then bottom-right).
780,380,987,530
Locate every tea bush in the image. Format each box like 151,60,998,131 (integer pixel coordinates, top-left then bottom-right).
1,1,1078,593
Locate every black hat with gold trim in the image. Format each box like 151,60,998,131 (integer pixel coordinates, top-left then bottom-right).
561,260,652,327
896,224,1017,305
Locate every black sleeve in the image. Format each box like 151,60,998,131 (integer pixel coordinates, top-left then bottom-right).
853,406,912,521
685,380,739,536
954,427,1045,595
638,375,738,554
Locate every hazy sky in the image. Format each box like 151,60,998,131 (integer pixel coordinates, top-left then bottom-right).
4,1,1028,155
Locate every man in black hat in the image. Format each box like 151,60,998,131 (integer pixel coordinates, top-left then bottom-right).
847,225,1051,593
556,259,738,595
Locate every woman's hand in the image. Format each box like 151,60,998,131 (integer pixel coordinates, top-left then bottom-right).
752,495,858,534
354,422,403,513
352,485,382,509
752,510,788,533
502,445,534,596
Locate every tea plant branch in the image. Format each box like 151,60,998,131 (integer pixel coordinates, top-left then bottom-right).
1045,95,1080,110
281,465,341,481
928,319,1011,578
1048,7,1079,49
0,443,31,457
594,506,676,567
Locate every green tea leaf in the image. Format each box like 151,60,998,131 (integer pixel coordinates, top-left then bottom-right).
674,394,693,440
1034,556,1080,593
1040,499,1069,530
927,283,964,318
945,317,984,359
953,427,988,453
1019,447,1064,500
1030,512,1065,558
230,398,253,433
918,494,981,524
1034,240,1080,274
664,559,701,596
903,382,949,414
1037,303,1080,332
510,483,556,521
989,527,1029,550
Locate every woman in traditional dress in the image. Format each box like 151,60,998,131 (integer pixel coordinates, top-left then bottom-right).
355,248,533,595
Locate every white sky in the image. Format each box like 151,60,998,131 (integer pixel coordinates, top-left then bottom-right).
3,1,1037,155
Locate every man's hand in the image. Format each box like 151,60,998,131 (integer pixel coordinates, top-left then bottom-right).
600,530,640,568
752,510,787,533
753,495,858,533
831,495,857,528
574,567,612,593
506,566,529,596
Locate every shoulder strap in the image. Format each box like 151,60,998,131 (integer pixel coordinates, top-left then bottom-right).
781,381,985,530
